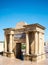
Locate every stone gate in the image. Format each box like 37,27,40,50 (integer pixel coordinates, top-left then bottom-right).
3,22,45,62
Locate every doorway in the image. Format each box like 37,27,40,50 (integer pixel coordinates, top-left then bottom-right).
16,43,23,60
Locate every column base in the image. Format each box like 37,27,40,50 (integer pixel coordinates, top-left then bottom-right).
3,52,15,58
3,52,7,56
32,53,46,62
24,54,32,61
24,53,46,62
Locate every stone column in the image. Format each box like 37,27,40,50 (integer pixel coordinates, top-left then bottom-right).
9,34,15,58
26,32,29,55
41,33,45,60
38,32,42,54
4,33,7,52
42,33,45,53
3,33,7,56
34,31,38,55
9,34,13,53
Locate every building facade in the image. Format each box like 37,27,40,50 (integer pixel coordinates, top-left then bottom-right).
3,22,45,62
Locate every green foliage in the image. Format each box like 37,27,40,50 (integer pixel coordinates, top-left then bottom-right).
21,44,26,49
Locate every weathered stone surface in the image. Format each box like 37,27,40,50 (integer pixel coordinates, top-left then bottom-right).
3,22,45,62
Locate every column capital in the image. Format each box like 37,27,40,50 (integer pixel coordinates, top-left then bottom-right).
10,31,14,35
33,31,38,34
9,33,14,36
34,31,44,34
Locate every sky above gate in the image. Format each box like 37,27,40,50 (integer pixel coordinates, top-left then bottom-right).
0,0,48,41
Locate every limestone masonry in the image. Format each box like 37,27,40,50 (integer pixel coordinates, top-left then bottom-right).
3,22,46,62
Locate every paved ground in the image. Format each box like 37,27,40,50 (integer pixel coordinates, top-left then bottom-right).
0,53,48,65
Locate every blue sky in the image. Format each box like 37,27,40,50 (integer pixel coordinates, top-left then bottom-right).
0,0,48,41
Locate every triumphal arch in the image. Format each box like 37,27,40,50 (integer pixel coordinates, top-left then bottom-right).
3,22,45,62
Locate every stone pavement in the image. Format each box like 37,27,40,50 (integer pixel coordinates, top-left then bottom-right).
0,53,48,65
